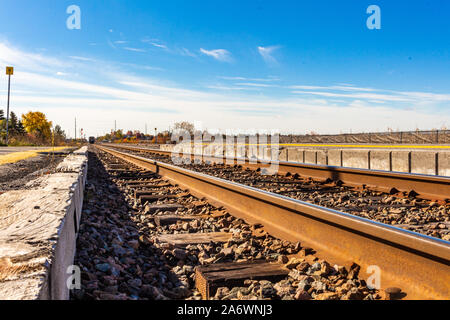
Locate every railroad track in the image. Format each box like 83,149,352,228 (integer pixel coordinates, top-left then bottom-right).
90,145,450,300
104,144,450,202
103,144,450,240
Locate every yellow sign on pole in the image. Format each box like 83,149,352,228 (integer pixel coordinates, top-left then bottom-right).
6,67,14,75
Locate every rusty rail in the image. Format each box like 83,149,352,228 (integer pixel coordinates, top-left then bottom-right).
97,145,450,300
104,144,450,202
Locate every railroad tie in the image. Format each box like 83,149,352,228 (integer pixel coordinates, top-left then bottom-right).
195,261,290,300
154,214,202,227
156,232,232,248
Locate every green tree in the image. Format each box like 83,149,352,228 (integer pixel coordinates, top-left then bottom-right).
53,125,66,145
16,121,26,135
9,112,19,135
0,109,4,121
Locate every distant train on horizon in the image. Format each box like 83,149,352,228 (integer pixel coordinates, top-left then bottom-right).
89,136,96,144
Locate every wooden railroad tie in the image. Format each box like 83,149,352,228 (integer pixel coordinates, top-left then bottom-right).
134,189,171,199
127,183,170,189
122,179,163,185
154,214,202,227
195,260,290,300
156,232,232,248
139,194,178,204
145,203,185,214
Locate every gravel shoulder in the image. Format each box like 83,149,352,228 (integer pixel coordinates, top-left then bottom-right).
0,154,67,192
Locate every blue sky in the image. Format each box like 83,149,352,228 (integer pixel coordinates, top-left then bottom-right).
0,0,449,137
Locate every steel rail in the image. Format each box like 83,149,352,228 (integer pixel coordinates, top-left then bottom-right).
104,144,450,202
97,145,450,300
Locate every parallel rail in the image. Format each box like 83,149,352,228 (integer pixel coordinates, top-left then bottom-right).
104,144,450,202
97,145,450,300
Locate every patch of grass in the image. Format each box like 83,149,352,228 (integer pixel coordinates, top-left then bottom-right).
0,147,69,165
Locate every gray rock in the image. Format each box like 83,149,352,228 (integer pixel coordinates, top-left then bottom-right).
95,263,111,273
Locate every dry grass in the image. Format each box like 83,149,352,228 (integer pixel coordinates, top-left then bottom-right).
0,147,68,165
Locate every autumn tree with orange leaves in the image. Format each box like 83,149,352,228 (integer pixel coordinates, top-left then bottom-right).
21,111,53,141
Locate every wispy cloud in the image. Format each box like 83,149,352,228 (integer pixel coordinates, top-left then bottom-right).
290,85,376,92
150,42,168,50
258,46,281,66
235,82,277,88
1,42,449,137
219,76,280,82
206,85,259,91
179,48,196,57
291,84,450,103
141,38,168,50
123,47,146,53
69,56,96,62
114,40,128,44
200,48,232,62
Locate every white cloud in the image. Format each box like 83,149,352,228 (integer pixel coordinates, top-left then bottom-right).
150,42,168,50
180,48,196,57
220,76,280,82
258,46,280,66
0,41,449,137
124,47,146,53
235,82,276,88
200,48,232,62
291,84,450,103
69,56,96,62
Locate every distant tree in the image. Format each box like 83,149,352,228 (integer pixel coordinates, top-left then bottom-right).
9,112,19,134
0,109,4,120
114,130,123,140
21,111,52,141
16,121,26,135
53,125,66,145
174,122,195,135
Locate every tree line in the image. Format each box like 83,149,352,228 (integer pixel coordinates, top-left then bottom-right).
0,110,66,146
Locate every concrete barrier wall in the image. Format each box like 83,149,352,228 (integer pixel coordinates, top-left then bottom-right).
328,149,342,167
157,144,450,176
286,147,448,177
370,151,391,171
317,151,328,165
411,151,436,175
0,147,88,300
392,151,410,173
438,153,450,176
342,150,369,169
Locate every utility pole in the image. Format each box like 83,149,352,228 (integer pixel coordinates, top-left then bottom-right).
115,120,117,133
5,67,13,145
154,128,157,144
75,118,77,141
145,123,147,135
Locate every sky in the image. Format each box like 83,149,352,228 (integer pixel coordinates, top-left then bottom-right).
0,0,449,138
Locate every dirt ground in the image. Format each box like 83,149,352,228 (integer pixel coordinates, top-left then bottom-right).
0,154,66,192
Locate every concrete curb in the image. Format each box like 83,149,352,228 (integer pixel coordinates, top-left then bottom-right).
0,146,88,300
